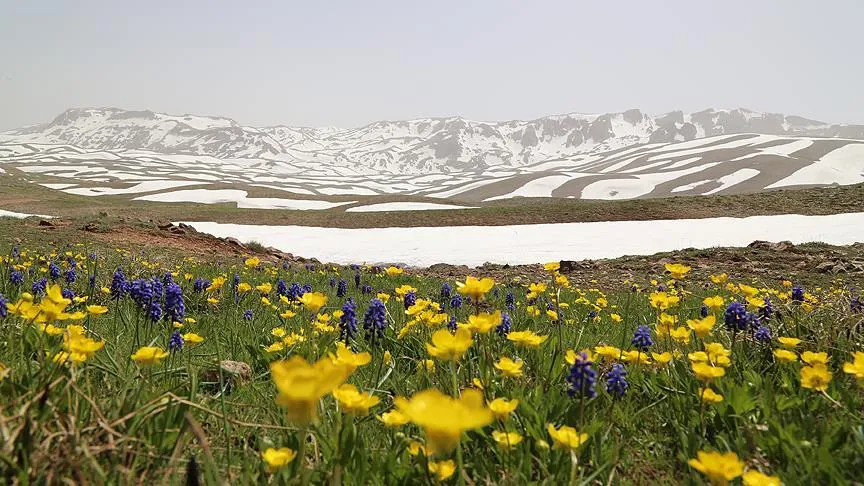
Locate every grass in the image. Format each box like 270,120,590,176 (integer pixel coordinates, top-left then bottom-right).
2,172,864,228
0,221,863,484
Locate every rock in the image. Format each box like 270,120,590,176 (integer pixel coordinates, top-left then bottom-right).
199,360,253,392
83,222,100,232
815,261,836,272
224,237,246,250
428,263,471,276
158,222,174,231
38,219,54,227
748,240,795,251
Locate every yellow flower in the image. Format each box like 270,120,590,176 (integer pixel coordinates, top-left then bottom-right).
546,424,588,450
546,310,559,322
86,305,109,316
669,326,692,344
622,350,652,365
525,305,541,317
777,337,801,348
207,297,219,305
426,327,473,361
279,310,296,319
256,282,273,294
0,362,8,382
376,292,391,303
131,346,169,366
687,315,716,338
270,356,352,424
494,357,524,377
738,283,759,298
593,345,622,362
688,450,744,485
462,311,501,334
428,460,456,481
842,351,864,383
332,384,380,415
418,359,435,373
377,410,410,427
298,292,328,314
261,447,296,472
703,296,725,311
330,342,372,371
271,327,287,338
705,343,732,367
699,388,724,403
649,291,680,310
244,257,260,268
709,273,728,284
62,327,105,363
182,332,204,344
237,282,252,294
492,430,523,449
265,342,285,353
742,470,782,486
773,349,798,363
384,266,404,277
506,330,548,347
651,352,673,366
610,313,622,323
801,351,829,366
407,441,427,456
665,262,691,280
394,389,493,455
800,364,832,391
746,296,766,310
543,261,560,272
488,398,519,420
383,350,392,365
692,362,725,382
455,276,495,301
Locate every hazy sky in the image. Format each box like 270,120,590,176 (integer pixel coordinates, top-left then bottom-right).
1,0,861,130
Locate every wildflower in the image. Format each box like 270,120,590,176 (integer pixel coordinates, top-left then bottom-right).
10,270,24,285
801,351,829,366
665,263,691,280
544,261,560,272
710,273,729,284
724,302,748,332
0,294,6,319
339,298,357,342
688,450,745,485
777,337,801,348
332,384,380,415
261,447,296,472
622,350,652,365
265,342,285,353
566,352,596,398
110,268,127,300
652,352,673,366
605,364,629,398
337,279,347,298
377,409,410,426
383,350,392,365
703,296,725,311
449,293,463,309
791,286,805,302
692,362,725,382
236,282,252,294
86,305,108,316
593,345,621,362
631,325,653,350
428,460,456,481
455,276,495,302
700,304,709,317
418,359,435,373
773,349,798,363
407,441,427,456
182,332,204,345
244,257,260,268
700,388,724,404
427,327,473,361
164,283,185,323
507,329,548,347
488,398,519,420
742,470,782,486
494,357,524,377
842,351,864,383
669,326,692,344
753,325,772,343
62,327,105,363
0,362,8,382
131,346,170,366
546,424,589,450
492,431,523,450
168,331,184,351
330,342,372,371
394,389,493,455
505,291,515,311
298,292,327,314
243,309,253,320
546,309,559,322
270,356,351,424
384,266,403,277
800,364,832,391
403,290,416,309
649,291,680,310
463,311,501,333
496,312,511,336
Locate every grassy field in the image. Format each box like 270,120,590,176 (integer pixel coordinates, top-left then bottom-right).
1,173,864,228
0,218,862,484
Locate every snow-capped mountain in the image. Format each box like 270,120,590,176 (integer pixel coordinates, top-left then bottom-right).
4,107,862,174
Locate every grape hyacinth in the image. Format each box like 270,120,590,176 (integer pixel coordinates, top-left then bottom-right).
130,279,154,308
363,298,387,346
288,282,304,301
243,309,253,320
354,273,361,288
496,312,512,337
302,284,313,294
404,290,416,310
361,285,373,294
147,301,162,322
566,352,597,398
329,278,337,288
168,331,184,352
337,279,348,298
61,288,75,300
193,277,210,293
760,297,774,321
65,268,77,284
32,277,47,296
753,325,772,343
852,295,863,313
48,262,61,280
791,286,805,303
505,291,515,311
0,294,7,318
605,364,629,399
10,270,23,285
447,315,458,332
440,282,452,301
339,298,358,343
700,304,709,318
631,326,653,350
724,302,748,332
164,283,185,323
111,268,128,301
450,294,463,310
276,279,288,297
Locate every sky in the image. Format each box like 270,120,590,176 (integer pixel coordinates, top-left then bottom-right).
0,0,862,130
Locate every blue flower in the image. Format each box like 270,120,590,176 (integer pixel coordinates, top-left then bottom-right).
61,288,75,300
440,282,452,301
631,326,653,351
110,268,128,301
193,277,210,293
164,283,185,323
760,297,774,320
852,295,863,313
48,262,61,280
791,286,805,302
32,277,47,296
302,284,313,294
566,352,597,398
354,273,361,288
337,279,348,298
505,292,515,311
403,290,416,310
363,298,387,346
753,325,772,343
147,301,162,322
0,293,8,318
450,294,463,310
168,331,184,352
700,304,709,318
496,312,511,337
276,279,288,297
329,278,337,288
339,298,358,343
243,309,253,320
10,270,24,285
724,302,748,332
361,285,373,294
447,315,458,332
64,268,77,284
605,364,629,399
288,282,304,300
130,279,154,308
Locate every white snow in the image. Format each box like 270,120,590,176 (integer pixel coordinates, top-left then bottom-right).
580,163,721,199
484,175,573,201
63,180,206,196
766,143,864,188
0,209,51,219
178,212,864,267
39,183,77,190
345,202,477,212
703,168,761,195
136,189,353,210
671,180,712,193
